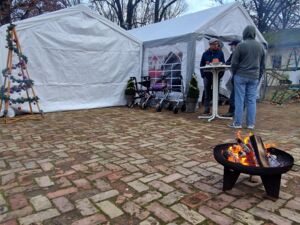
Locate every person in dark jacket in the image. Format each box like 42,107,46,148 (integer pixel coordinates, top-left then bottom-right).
228,25,265,129
223,39,240,117
200,38,225,114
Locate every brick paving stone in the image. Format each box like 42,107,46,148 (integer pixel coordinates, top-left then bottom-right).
0,160,6,169
148,180,174,193
73,178,92,190
193,182,221,194
222,208,264,225
0,220,18,225
159,191,185,206
171,203,205,225
181,192,211,208
120,163,140,173
76,198,98,216
199,162,217,168
96,201,123,219
131,159,149,165
257,199,286,212
71,164,89,172
86,170,112,181
39,162,54,171
107,171,125,182
94,179,112,191
47,187,78,199
52,196,74,213
230,197,260,210
139,216,160,225
128,153,144,159
181,174,203,184
191,167,212,177
279,192,293,200
128,180,149,193
56,177,72,188
249,207,292,225
206,193,236,210
174,181,194,194
8,194,28,210
18,208,60,225
0,206,33,223
122,201,150,220
30,195,52,211
161,173,183,183
285,199,300,210
0,194,6,205
121,172,144,183
2,173,16,185
198,205,234,225
134,191,162,206
35,176,54,188
137,164,158,174
146,202,178,223
71,213,107,225
206,167,223,175
279,208,300,223
139,173,163,183
201,174,222,185
174,166,193,175
90,190,119,202
104,163,122,171
182,161,199,168
154,165,174,175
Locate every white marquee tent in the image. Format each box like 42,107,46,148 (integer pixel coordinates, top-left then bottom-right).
0,5,142,113
128,2,267,100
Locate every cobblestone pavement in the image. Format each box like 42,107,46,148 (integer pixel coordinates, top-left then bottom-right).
0,103,299,225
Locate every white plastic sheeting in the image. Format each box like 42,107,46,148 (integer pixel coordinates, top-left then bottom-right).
0,5,142,112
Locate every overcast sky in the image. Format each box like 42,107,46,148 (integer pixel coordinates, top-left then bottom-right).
186,0,235,13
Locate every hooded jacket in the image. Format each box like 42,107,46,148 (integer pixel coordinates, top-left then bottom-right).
231,25,265,79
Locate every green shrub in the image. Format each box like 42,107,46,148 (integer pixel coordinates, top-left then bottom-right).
125,78,136,96
187,73,199,99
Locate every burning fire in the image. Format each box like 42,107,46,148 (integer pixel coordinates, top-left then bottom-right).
225,131,278,167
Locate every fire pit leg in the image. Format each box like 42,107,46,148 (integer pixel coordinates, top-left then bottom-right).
223,167,240,191
261,174,281,198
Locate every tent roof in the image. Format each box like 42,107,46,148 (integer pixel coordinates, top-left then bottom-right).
128,2,261,42
0,5,142,45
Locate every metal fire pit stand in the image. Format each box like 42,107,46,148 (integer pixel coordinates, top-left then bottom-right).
223,167,282,198
214,143,294,198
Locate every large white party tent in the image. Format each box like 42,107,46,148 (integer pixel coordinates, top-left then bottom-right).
0,5,142,112
129,2,267,99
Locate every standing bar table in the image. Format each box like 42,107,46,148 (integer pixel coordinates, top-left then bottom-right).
199,64,232,122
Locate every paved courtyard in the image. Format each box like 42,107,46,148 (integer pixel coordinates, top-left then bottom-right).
0,102,299,225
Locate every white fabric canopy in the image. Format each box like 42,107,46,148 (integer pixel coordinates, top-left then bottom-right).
0,5,142,112
129,2,267,99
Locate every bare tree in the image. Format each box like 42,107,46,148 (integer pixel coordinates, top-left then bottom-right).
90,0,187,29
0,0,82,26
215,0,300,32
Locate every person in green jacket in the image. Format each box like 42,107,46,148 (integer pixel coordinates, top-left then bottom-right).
228,25,265,129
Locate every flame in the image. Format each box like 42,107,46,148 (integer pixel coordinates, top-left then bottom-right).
225,132,274,167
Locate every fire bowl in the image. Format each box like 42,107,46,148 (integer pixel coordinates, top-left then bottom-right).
214,143,294,198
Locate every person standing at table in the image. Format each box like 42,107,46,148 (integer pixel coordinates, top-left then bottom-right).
223,39,240,117
229,25,265,129
200,38,225,115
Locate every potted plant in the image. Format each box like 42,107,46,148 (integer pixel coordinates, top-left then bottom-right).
186,73,199,112
125,77,136,107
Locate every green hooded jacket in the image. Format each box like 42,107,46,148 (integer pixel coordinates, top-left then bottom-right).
231,25,265,79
